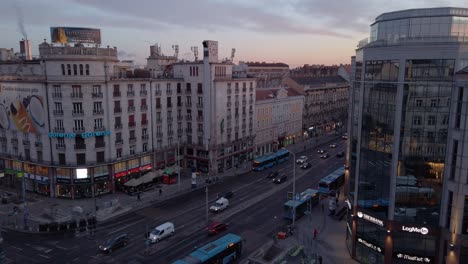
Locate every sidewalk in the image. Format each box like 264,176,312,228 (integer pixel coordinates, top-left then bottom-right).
245,188,356,264
0,132,340,233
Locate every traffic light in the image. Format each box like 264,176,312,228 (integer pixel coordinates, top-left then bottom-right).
287,192,293,200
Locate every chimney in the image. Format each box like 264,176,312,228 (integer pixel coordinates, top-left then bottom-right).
19,39,32,60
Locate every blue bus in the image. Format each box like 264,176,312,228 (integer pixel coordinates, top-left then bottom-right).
284,189,320,220
173,233,243,264
318,167,346,194
252,148,290,171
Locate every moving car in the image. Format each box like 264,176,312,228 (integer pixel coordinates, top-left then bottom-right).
210,197,229,212
273,174,287,183
218,191,234,199
99,234,129,253
336,152,345,158
296,156,308,164
207,222,228,235
342,134,348,140
300,162,311,169
320,153,329,159
317,149,325,154
149,222,175,243
329,143,338,148
267,170,279,178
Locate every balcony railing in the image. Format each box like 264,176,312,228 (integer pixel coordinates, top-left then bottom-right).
127,90,135,97
197,103,203,108
185,128,192,133
156,133,163,138
142,134,149,140
115,123,123,129
11,138,18,145
54,127,65,132
129,137,137,143
128,106,135,112
115,139,123,145
93,109,104,115
167,104,173,109
227,102,231,107
140,90,147,96
177,115,183,121
23,140,30,146
141,105,148,111
72,110,84,116
114,107,122,113
177,129,183,135
74,143,86,150
128,122,136,127
70,92,83,99
113,91,121,97
53,110,63,116
95,142,106,148
186,115,192,121
94,126,106,131
52,93,62,99
141,120,148,126
73,127,85,133
168,130,174,136
167,89,173,95
197,116,203,122
156,104,162,109
155,90,161,96
56,144,66,150
92,92,103,98
35,142,43,148
167,117,173,122
185,102,192,107
227,89,232,94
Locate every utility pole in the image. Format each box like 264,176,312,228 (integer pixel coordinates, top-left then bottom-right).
177,141,180,191
205,186,209,224
291,151,296,226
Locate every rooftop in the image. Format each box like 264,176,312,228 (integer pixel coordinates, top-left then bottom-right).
245,62,289,68
289,75,348,86
255,87,302,101
375,7,468,24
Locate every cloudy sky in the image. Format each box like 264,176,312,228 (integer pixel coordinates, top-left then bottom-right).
0,0,466,67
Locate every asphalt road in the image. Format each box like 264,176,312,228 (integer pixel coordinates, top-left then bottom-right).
2,136,346,264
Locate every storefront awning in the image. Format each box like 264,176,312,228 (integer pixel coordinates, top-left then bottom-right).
124,171,158,187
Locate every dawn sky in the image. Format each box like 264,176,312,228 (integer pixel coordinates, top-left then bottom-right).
0,0,466,68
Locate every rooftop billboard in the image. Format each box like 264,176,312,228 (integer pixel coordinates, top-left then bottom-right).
50,27,101,44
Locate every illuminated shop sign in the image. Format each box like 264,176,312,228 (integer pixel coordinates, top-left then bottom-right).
357,211,384,226
401,226,429,235
395,253,431,263
357,237,382,253
48,130,111,139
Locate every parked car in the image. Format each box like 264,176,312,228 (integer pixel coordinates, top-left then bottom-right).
317,149,325,154
336,152,345,158
99,234,129,253
329,143,338,148
300,162,311,169
273,174,287,184
210,197,229,212
267,170,279,178
149,222,175,243
218,191,234,199
320,153,330,159
296,156,308,164
342,134,348,140
207,222,228,235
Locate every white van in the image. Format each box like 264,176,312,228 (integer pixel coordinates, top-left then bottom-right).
210,197,229,212
149,222,175,243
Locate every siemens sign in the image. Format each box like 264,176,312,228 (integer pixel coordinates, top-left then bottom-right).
48,130,111,139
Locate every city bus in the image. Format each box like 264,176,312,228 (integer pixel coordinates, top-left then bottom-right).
284,189,320,221
252,148,290,171
172,233,243,264
318,167,345,194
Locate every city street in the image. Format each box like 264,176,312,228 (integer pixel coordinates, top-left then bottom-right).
2,137,346,264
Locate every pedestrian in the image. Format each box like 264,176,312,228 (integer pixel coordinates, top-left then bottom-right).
321,203,324,212
318,255,323,264
137,193,141,201
159,188,162,197
337,190,340,199
313,228,318,239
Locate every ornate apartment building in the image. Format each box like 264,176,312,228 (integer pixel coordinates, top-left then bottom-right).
0,35,255,199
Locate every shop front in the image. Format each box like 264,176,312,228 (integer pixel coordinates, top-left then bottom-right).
73,168,92,198
55,168,73,198
93,165,111,196
114,161,128,191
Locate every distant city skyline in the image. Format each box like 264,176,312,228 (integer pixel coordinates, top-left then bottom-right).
0,0,466,67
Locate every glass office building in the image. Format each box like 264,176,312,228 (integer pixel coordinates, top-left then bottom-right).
346,7,468,264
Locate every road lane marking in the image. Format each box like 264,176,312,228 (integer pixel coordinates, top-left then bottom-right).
107,218,145,236
38,254,50,259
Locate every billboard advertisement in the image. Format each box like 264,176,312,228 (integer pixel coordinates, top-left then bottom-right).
50,27,101,44
0,83,47,134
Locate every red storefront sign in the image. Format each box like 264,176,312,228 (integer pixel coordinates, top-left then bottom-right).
114,171,128,178
140,164,152,171
128,167,140,174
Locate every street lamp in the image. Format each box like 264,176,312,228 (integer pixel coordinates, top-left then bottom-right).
287,149,297,226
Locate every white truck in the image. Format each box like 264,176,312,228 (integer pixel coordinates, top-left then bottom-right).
210,197,229,212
